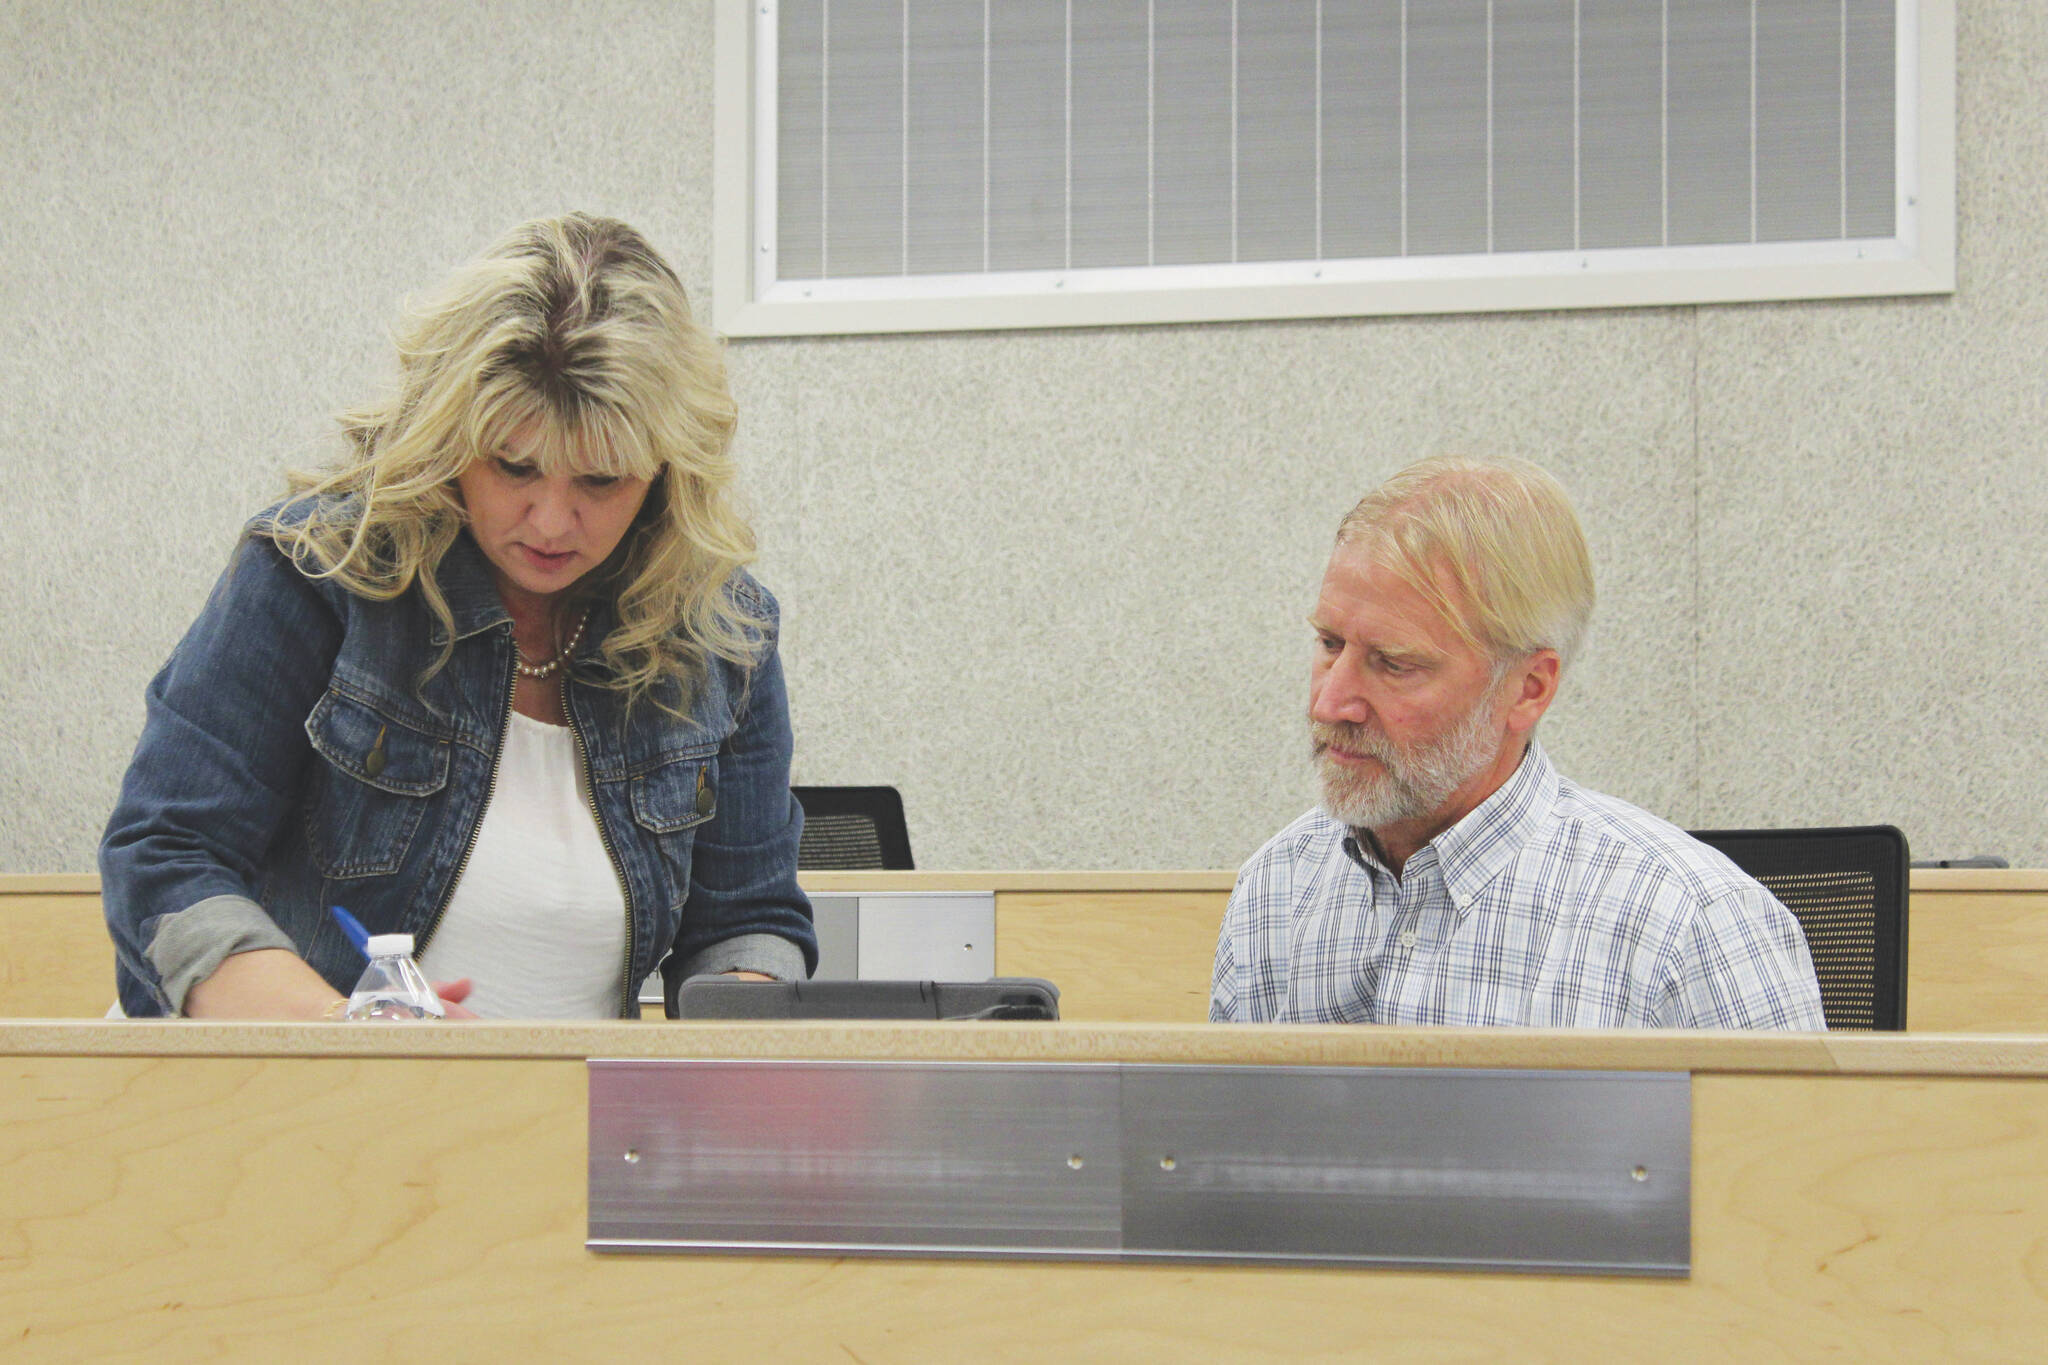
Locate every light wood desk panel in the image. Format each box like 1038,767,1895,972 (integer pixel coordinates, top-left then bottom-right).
0,887,106,1018
10,870,2048,1031
994,889,1224,1022
1900,878,2048,1031
3,1023,2047,1361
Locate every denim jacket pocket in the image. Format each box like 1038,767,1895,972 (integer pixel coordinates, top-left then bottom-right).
629,752,718,908
303,687,451,879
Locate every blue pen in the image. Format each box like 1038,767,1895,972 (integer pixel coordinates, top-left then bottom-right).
329,905,371,959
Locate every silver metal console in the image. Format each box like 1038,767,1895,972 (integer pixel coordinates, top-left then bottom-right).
639,890,996,1005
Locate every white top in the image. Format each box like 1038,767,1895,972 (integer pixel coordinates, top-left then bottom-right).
418,711,628,1018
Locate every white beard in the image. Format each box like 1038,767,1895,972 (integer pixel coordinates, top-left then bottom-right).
1311,690,1505,831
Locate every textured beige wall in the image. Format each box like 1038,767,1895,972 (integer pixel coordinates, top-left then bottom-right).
2,2,2037,873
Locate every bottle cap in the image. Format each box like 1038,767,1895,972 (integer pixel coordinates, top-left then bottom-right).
365,933,415,957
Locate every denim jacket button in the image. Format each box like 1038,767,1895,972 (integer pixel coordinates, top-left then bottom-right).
364,725,388,778
695,770,715,816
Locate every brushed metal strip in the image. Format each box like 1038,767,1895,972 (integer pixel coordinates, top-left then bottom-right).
1118,1065,1688,1274
588,1059,1690,1274
590,1059,1120,1254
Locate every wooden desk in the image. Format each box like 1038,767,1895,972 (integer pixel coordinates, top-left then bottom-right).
8,869,2047,1030
4,1021,2047,1360
1893,868,2048,1031
0,876,108,1019
0,871,1235,1023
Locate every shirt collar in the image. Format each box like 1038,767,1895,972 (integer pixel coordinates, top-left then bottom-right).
1429,739,1558,905
1340,740,1558,902
435,531,622,667
437,531,513,641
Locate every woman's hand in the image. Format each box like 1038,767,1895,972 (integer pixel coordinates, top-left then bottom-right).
432,977,479,1020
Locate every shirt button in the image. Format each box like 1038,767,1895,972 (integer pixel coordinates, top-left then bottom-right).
1399,930,1418,950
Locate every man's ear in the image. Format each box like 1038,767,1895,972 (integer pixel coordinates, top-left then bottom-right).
1503,650,1561,737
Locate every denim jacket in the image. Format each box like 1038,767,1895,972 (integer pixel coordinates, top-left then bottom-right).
100,510,816,1017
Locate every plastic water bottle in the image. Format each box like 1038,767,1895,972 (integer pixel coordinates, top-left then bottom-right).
344,933,445,1021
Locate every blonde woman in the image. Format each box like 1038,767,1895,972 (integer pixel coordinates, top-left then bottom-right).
101,214,814,1019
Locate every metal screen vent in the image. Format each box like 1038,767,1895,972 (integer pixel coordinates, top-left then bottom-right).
776,0,1894,279
717,0,1947,334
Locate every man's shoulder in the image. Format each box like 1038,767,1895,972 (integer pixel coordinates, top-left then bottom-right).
1237,807,1350,885
1548,774,1756,902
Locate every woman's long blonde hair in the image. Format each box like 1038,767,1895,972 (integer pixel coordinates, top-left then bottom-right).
267,213,762,711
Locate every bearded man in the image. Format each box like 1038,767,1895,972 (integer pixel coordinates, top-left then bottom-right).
1210,456,1826,1029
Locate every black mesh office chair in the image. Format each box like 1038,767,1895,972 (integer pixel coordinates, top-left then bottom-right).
792,786,914,870
1687,825,1909,1031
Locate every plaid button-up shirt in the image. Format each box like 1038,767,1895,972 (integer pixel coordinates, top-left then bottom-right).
1211,743,1827,1029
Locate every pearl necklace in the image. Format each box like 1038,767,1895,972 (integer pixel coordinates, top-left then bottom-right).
514,607,590,680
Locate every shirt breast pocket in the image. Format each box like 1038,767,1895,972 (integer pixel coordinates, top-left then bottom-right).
303,688,451,879
629,752,718,908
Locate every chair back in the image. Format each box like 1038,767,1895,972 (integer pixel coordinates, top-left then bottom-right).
1687,825,1909,1031
793,786,914,870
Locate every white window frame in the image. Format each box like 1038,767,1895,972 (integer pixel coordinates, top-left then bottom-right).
711,0,1952,339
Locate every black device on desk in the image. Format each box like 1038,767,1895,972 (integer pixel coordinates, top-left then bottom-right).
671,976,1060,1021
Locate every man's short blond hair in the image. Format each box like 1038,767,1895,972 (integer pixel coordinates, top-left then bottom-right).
1336,455,1595,668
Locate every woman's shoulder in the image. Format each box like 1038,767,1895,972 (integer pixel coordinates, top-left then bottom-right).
225,496,375,616
181,505,356,656
669,567,779,659
242,494,382,582
721,566,778,619
244,491,354,542
656,567,781,708
229,496,321,576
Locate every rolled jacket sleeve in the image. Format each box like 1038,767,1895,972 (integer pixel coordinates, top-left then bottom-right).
100,534,341,1015
674,931,809,983
659,583,817,999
